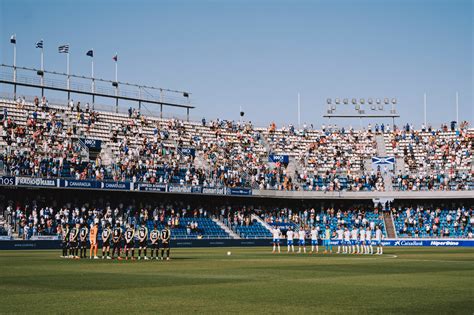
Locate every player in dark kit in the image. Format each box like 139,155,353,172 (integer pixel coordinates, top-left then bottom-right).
61,223,70,258
160,225,171,260
149,224,160,260
79,224,89,258
124,224,135,260
111,223,123,260
137,222,149,260
102,223,112,259
68,223,80,259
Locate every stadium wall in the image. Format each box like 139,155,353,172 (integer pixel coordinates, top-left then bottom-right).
0,176,473,199
0,239,473,250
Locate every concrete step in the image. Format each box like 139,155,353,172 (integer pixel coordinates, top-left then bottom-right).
251,214,273,233
212,218,241,239
383,212,397,238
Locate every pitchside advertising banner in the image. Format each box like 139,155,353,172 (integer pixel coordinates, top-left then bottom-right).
268,154,289,164
16,177,57,187
227,188,252,195
135,183,167,192
0,238,473,249
60,179,101,189
0,176,15,186
381,239,474,247
2,176,251,195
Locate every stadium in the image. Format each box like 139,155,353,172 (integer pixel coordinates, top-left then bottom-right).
0,0,473,314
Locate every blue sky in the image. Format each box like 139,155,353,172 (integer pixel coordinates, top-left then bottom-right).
0,0,472,127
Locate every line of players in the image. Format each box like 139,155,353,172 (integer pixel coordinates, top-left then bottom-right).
271,225,385,255
60,220,171,260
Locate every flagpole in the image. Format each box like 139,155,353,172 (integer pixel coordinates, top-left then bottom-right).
13,35,17,98
455,92,459,125
114,53,118,113
40,43,44,89
91,51,95,109
297,93,301,129
423,93,427,127
67,51,70,100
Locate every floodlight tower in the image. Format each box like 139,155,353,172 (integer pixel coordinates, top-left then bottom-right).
324,96,400,127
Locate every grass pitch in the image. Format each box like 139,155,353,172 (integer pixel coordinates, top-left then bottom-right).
0,247,473,314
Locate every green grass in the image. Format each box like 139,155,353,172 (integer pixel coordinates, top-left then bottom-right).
0,247,473,314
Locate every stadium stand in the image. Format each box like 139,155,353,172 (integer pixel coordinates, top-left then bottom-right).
393,207,473,238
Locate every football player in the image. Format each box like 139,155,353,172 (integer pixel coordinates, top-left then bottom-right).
89,220,99,259
68,223,80,259
60,223,70,258
149,224,160,260
79,223,89,259
160,224,171,260
101,223,112,259
310,226,318,254
111,222,123,260
297,227,306,253
137,222,149,260
271,226,281,253
124,224,135,260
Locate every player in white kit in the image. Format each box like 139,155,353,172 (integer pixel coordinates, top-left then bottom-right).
310,226,319,254
375,225,384,255
359,228,366,254
272,226,281,253
350,227,359,254
336,226,344,254
297,227,306,253
365,227,373,254
286,227,295,253
343,227,351,254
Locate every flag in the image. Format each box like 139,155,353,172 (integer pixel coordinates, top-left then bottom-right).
10,35,16,44
86,50,93,57
372,157,395,165
112,54,118,62
58,44,69,53
36,40,43,49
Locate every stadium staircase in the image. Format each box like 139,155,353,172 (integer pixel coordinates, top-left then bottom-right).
212,218,241,239
383,212,397,238
375,134,394,191
251,214,273,232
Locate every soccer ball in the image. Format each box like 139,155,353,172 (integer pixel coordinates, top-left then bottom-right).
227,251,231,256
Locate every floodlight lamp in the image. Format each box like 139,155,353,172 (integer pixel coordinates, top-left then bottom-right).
384,98,389,104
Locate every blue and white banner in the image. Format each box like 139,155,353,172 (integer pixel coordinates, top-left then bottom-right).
268,154,289,164
372,156,395,165
0,176,15,186
179,147,196,157
381,239,474,247
60,179,100,189
136,183,167,192
168,185,202,193
101,181,131,190
16,177,57,187
202,187,226,195
227,188,252,196
80,138,102,150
